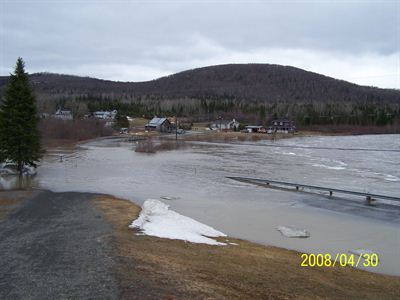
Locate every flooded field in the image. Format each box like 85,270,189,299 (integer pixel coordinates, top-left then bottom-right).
2,134,399,275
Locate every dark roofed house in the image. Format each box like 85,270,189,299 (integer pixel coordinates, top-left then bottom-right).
268,118,296,133
145,117,172,133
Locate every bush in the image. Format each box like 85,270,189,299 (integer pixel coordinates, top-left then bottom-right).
135,139,187,153
39,118,113,142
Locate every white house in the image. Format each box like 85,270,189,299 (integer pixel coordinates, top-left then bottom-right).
54,109,73,120
211,119,240,131
93,110,117,119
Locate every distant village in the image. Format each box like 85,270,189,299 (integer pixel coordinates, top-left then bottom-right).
40,108,296,135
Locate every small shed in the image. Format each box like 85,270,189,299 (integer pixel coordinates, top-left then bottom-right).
145,117,172,133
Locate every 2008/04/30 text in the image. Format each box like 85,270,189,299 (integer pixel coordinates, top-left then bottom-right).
300,253,379,268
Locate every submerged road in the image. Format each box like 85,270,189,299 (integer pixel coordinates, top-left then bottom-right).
0,190,118,299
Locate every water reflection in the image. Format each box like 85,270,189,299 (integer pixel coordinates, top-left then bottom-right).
0,174,38,190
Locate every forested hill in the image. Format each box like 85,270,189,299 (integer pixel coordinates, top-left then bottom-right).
0,64,399,104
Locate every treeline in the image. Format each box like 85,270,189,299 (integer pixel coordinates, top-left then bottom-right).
2,64,400,106
85,98,399,127
1,64,399,129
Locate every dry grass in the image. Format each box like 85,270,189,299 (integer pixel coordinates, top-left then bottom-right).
0,198,20,220
130,117,149,127
39,118,113,143
92,195,400,300
183,131,301,143
0,190,33,220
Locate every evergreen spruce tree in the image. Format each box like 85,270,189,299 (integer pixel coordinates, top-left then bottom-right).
113,112,129,130
0,58,42,174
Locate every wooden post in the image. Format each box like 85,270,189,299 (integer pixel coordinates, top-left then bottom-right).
366,196,375,206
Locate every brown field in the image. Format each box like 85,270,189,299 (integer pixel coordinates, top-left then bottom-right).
182,131,313,143
129,117,149,127
93,195,400,300
0,190,35,220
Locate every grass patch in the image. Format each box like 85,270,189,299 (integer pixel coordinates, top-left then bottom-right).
92,195,400,299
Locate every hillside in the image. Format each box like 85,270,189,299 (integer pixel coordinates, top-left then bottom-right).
1,64,399,104
1,64,399,128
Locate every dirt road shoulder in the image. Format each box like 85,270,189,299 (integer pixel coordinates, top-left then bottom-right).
93,195,400,300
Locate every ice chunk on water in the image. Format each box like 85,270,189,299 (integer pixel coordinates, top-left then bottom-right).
277,226,310,238
349,249,378,261
160,196,180,200
130,199,227,245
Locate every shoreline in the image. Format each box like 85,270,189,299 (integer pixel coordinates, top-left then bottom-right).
1,189,399,299
41,129,400,151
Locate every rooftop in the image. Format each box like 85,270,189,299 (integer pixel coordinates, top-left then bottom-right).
148,117,167,126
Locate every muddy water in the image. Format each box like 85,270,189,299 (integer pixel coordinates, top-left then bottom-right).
2,134,399,275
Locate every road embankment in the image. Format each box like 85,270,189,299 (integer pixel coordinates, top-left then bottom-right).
1,190,399,299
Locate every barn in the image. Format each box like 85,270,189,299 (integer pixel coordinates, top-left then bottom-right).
145,117,173,133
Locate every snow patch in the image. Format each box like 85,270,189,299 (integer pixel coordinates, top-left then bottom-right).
277,226,310,238
130,199,227,245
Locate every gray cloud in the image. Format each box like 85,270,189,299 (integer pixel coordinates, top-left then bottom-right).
1,0,399,88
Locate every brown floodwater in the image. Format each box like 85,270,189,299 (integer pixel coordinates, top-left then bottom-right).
1,134,399,275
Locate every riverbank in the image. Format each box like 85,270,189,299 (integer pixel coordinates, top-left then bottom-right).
1,190,399,299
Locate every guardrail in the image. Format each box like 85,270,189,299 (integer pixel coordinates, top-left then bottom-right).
227,176,400,205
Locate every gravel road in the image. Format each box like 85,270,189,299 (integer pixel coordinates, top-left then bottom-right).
0,190,118,299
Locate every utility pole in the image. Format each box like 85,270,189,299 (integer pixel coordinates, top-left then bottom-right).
175,115,178,141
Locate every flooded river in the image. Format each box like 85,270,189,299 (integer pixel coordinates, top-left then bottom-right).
2,134,399,275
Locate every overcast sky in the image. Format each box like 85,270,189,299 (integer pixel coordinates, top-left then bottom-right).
1,0,399,88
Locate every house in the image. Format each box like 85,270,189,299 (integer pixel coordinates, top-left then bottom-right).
54,109,73,120
245,125,264,133
268,118,296,133
93,110,117,119
211,119,240,131
145,117,173,133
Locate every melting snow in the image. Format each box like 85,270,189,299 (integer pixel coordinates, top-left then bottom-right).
129,199,227,245
277,226,310,238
